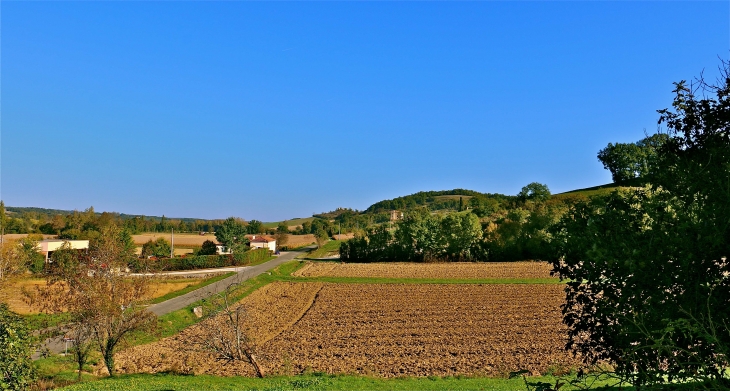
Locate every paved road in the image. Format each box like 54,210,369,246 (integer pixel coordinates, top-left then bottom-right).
148,248,308,316
36,248,310,357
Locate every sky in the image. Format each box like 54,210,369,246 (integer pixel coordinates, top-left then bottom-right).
1,1,728,222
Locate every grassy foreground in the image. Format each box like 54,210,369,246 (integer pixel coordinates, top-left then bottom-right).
55,373,621,391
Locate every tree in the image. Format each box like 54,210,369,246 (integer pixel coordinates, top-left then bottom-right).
199,240,218,256
596,133,669,183
552,64,730,388
276,222,289,234
517,182,551,203
215,217,249,254
33,226,156,377
247,220,264,235
194,281,264,377
0,304,35,390
315,229,329,249
140,237,171,258
0,241,24,295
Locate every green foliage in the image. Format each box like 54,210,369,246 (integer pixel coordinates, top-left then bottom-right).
597,133,669,183
341,212,484,263
365,189,510,214
215,217,249,253
552,65,730,388
276,222,290,234
132,249,272,272
198,240,217,256
517,183,551,203
0,304,36,390
140,237,171,258
247,219,265,234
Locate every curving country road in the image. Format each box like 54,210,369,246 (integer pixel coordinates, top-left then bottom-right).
147,248,309,316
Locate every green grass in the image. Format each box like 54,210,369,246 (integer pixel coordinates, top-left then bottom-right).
248,255,277,267
55,372,627,391
262,217,316,229
304,240,343,259
147,272,236,304
23,312,72,331
34,354,100,389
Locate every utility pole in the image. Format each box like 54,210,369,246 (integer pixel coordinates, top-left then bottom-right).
171,228,174,258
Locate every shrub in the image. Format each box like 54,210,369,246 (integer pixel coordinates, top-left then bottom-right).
0,304,36,390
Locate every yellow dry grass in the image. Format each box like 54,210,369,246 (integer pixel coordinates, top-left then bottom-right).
0,234,56,241
285,234,316,248
0,279,48,314
1,278,206,314
132,233,217,247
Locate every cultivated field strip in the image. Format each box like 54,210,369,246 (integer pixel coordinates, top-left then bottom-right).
264,283,576,377
115,281,576,378
114,282,323,376
292,261,555,279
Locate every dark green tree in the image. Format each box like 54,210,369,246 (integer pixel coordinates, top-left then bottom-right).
199,240,218,256
140,237,171,258
247,220,264,235
553,65,730,388
597,133,669,183
215,217,249,254
517,182,551,203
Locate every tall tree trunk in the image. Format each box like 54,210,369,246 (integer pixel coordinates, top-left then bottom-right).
103,340,115,377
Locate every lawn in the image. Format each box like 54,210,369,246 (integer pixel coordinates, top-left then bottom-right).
304,240,343,259
56,372,626,391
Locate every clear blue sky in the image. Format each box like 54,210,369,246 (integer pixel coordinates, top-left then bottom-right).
2,1,728,221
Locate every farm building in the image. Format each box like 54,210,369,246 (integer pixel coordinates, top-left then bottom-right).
215,244,231,255
36,239,89,262
249,235,276,252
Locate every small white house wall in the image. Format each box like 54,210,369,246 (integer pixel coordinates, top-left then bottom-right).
250,241,276,252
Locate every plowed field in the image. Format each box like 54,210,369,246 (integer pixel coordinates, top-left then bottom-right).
116,282,576,377
292,261,554,279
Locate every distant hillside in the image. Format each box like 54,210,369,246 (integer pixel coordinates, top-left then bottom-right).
364,189,511,214
5,206,211,223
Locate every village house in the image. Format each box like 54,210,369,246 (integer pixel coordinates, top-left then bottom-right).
390,210,403,221
248,235,276,252
37,239,90,263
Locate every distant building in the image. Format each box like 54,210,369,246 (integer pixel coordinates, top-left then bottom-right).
248,235,276,252
390,210,403,221
37,239,89,263
215,244,231,255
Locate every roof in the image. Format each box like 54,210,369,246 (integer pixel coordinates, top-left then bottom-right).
250,236,275,243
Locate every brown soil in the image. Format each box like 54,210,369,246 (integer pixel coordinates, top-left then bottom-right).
114,282,323,376
292,261,555,279
115,282,576,377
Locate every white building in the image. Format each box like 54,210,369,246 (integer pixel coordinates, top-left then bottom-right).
37,239,90,262
215,244,231,255
249,235,276,252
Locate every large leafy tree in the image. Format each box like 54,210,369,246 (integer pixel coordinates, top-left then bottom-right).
33,226,155,377
215,217,249,254
140,237,171,258
552,64,730,388
596,133,669,183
